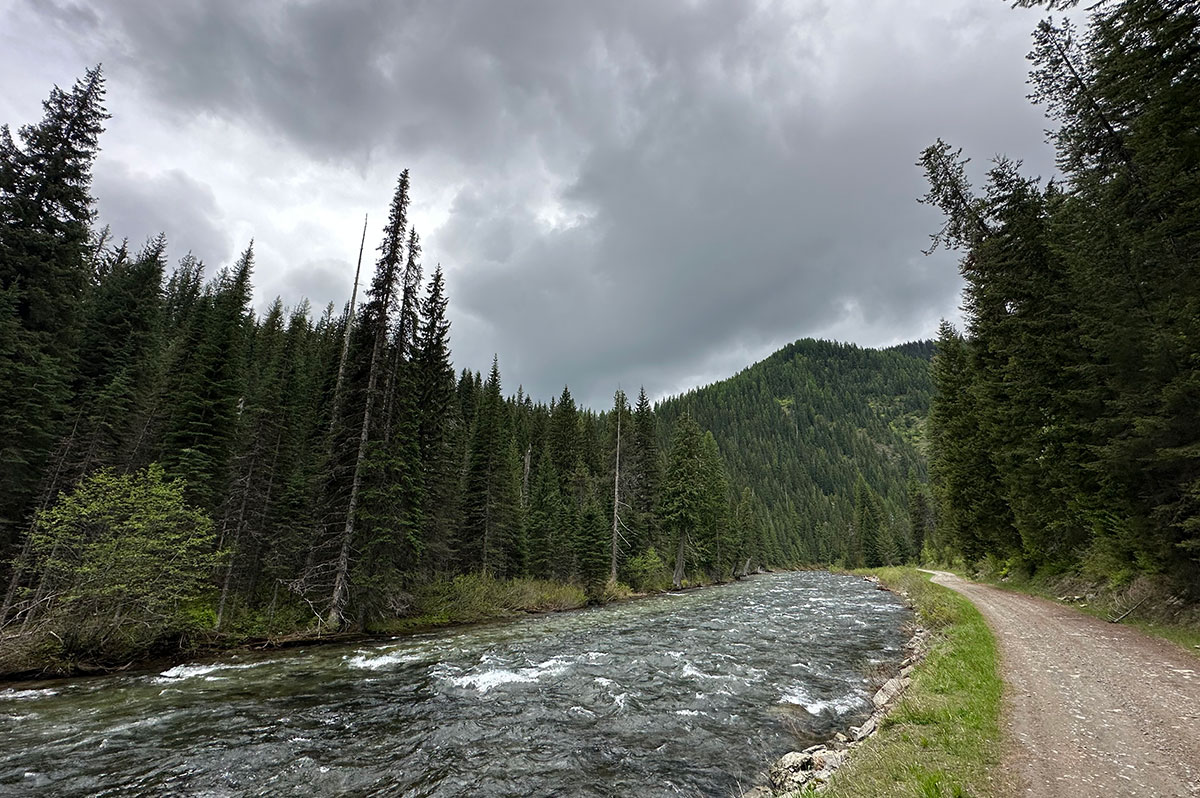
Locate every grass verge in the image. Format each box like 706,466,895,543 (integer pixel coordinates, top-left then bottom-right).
818,567,1006,798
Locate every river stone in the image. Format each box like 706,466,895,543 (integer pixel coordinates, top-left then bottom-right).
769,752,816,792
873,676,904,707
770,748,849,793
769,746,846,792
851,716,877,741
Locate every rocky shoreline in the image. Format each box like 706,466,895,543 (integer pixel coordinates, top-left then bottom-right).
745,575,931,796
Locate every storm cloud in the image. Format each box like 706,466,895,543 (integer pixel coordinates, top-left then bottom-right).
2,0,1064,405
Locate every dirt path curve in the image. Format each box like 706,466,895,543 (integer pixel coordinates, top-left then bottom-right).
920,570,1200,797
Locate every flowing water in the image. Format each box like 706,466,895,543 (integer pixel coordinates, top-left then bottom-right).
0,571,909,797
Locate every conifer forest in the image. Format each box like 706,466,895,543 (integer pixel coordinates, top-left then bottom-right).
921,0,1200,593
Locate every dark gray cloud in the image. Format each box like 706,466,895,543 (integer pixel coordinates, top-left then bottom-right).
20,0,1063,405
92,162,231,272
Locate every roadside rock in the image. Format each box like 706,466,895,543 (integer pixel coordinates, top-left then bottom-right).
872,676,904,708
849,715,876,741
768,746,845,793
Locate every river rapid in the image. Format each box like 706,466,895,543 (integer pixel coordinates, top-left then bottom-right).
0,571,909,797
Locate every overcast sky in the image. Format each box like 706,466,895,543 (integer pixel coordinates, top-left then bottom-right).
1,0,1064,407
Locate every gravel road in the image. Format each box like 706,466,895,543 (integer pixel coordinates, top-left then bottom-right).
923,570,1200,797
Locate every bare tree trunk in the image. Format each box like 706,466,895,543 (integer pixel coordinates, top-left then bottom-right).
0,534,34,624
611,410,621,583
673,533,686,590
328,214,368,435
5,409,85,625
522,444,531,507
327,324,386,629
216,460,255,630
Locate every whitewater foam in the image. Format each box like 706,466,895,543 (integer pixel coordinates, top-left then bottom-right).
444,656,571,694
0,688,58,701
778,683,864,716
347,648,429,670
154,662,261,682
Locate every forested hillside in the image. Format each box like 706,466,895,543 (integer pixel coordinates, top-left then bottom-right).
921,0,1200,593
658,339,933,567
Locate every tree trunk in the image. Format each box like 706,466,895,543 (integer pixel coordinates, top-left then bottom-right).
327,214,368,435
522,444,531,507
611,410,621,583
216,457,254,631
673,532,686,589
328,311,386,629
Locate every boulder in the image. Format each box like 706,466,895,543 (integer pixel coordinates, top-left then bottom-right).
768,747,847,793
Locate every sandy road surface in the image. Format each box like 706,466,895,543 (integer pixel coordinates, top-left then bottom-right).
922,570,1200,797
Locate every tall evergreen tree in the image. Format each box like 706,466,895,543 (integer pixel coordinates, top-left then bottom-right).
162,243,254,510
460,358,523,577
414,265,458,569
0,66,108,547
661,414,706,588
628,387,661,554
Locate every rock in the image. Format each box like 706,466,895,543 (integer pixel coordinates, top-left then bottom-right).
768,746,846,792
850,716,877,741
872,676,904,708
739,786,773,798
833,731,848,744
769,751,817,792
900,664,915,678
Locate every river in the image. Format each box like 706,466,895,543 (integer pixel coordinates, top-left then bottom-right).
0,571,909,797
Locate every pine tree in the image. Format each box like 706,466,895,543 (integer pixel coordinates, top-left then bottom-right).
0,66,109,547
162,243,254,509
699,431,735,579
414,265,458,570
628,387,661,553
576,496,610,596
550,385,580,495
661,414,706,588
460,357,523,577
526,446,563,579
906,474,936,560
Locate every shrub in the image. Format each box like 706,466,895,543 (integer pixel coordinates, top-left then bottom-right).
23,464,222,664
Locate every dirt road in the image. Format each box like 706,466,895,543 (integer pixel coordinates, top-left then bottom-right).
922,570,1200,797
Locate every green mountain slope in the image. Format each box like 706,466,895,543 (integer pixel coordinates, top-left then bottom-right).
656,338,933,564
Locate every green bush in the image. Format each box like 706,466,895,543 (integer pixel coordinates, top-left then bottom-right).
21,464,222,665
